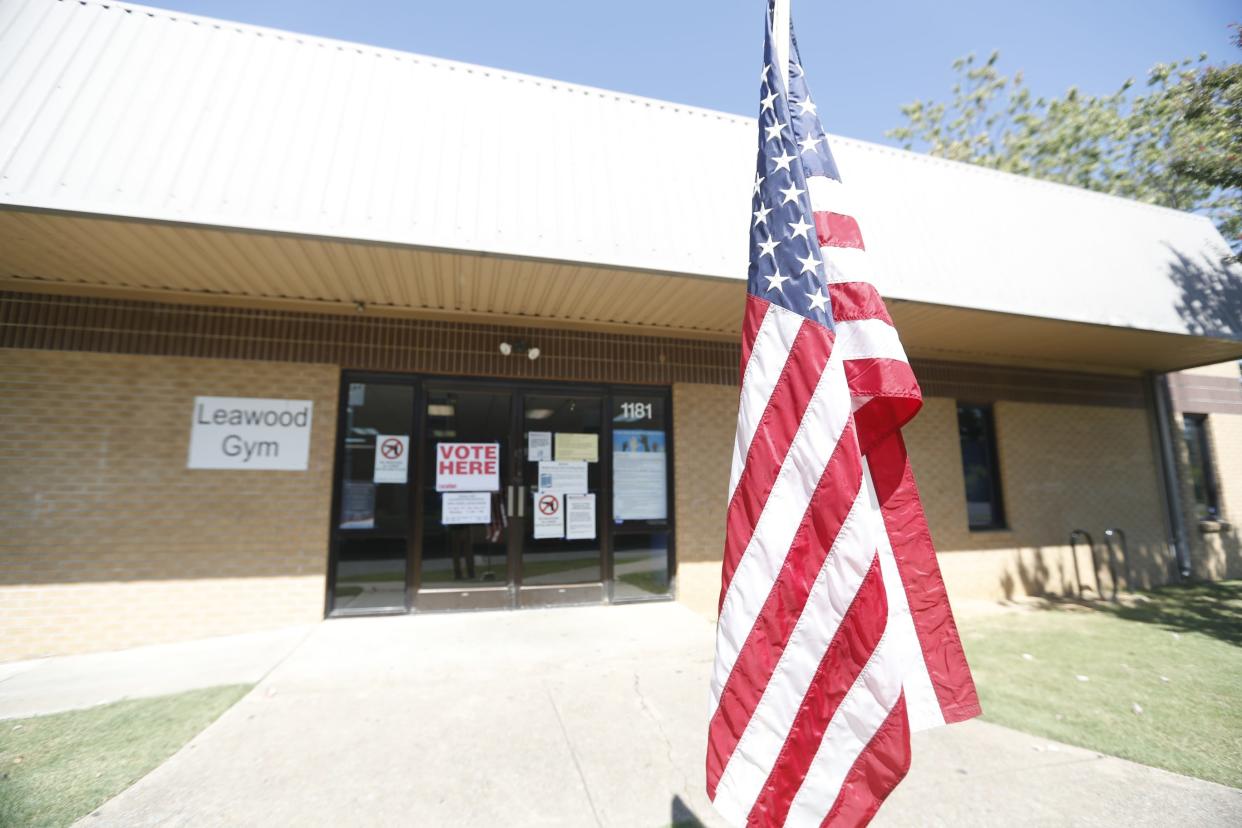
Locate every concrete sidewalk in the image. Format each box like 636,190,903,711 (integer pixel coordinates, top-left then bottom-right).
3,603,1229,827
0,624,313,720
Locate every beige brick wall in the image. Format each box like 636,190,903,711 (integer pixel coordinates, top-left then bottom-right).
672,383,736,565
909,399,1170,600
671,387,1172,619
0,349,338,661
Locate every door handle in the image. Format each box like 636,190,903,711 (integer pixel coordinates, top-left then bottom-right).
506,485,514,516
518,485,526,517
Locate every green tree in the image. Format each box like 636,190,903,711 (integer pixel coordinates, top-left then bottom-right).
887,25,1242,261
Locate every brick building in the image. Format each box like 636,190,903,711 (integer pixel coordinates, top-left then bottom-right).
2,0,1241,660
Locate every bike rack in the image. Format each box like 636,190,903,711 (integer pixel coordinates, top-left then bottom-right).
1069,529,1101,598
1103,528,1130,597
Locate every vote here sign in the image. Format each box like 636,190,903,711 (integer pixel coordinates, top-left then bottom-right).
435,442,500,492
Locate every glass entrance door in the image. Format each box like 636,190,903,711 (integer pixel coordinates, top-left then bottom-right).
516,392,605,607
414,385,515,611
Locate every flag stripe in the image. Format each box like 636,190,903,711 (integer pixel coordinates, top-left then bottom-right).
814,211,865,251
820,245,875,285
746,555,888,826
834,319,909,363
739,292,770,383
720,319,834,607
826,281,891,324
712,351,850,711
730,298,806,503
711,487,876,823
806,174,862,219
865,433,982,723
783,634,906,828
708,418,862,791
819,694,912,827
863,460,946,732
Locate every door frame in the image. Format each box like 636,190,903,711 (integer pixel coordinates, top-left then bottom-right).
326,371,675,616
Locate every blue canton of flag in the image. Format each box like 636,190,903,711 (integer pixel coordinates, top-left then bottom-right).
748,9,841,330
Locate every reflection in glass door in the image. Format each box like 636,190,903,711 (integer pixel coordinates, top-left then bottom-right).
329,379,415,613
414,386,514,610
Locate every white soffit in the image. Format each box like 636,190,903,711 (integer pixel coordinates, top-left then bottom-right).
1,0,1239,341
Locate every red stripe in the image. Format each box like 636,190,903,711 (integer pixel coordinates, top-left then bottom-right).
820,693,911,827
844,358,921,416
866,432,982,722
707,420,862,796
739,293,770,385
827,281,891,324
745,555,887,827
718,320,834,606
814,211,865,250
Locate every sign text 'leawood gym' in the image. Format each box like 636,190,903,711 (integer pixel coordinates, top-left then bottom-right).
187,397,314,470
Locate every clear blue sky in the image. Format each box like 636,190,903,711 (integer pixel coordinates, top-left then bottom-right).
139,0,1238,146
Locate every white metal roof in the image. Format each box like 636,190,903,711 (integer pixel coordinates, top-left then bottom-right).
1,0,1239,341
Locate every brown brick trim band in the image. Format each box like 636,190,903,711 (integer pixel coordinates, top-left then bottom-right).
1,290,1145,406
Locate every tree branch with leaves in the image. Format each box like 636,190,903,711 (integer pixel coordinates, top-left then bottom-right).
888,25,1242,262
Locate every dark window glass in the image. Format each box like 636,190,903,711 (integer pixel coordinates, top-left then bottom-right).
612,532,671,601
333,537,407,611
1183,414,1220,520
957,403,1006,530
332,381,414,611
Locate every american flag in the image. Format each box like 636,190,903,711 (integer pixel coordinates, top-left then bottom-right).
707,3,981,825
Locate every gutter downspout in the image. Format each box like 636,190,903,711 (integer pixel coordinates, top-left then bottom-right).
1149,372,1192,580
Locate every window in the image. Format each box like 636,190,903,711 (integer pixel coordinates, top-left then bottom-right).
957,403,1006,530
1182,414,1221,520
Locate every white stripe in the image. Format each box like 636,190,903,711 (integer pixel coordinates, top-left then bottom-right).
712,347,851,712
821,245,874,285
863,461,945,731
835,318,909,363
728,302,803,502
807,175,863,221
784,635,906,827
710,492,874,825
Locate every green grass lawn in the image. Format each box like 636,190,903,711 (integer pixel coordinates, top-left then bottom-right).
0,685,252,828
958,580,1242,788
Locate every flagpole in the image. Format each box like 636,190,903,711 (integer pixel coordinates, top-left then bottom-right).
771,0,792,91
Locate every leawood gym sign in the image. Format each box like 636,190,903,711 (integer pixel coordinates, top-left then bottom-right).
187,397,313,470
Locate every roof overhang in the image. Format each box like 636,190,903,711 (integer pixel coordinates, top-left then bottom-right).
3,207,1239,376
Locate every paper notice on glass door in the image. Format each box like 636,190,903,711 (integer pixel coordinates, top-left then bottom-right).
533,492,564,539
565,493,596,540
555,433,598,462
613,429,667,520
441,492,492,525
527,431,552,461
537,461,588,494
